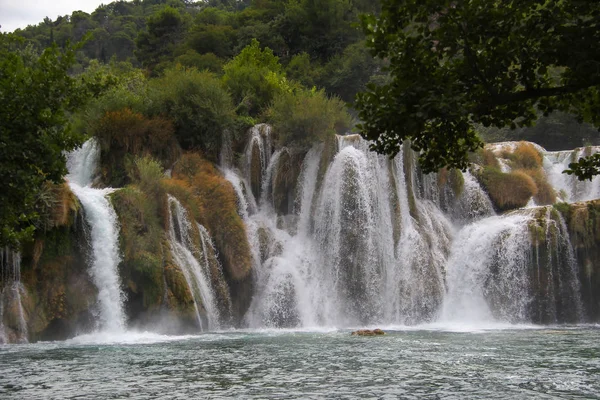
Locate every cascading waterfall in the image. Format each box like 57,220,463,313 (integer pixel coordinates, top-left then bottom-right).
223,127,590,328
197,223,233,322
229,129,462,327
543,147,600,202
0,248,28,343
66,139,126,332
166,196,222,330
440,213,533,323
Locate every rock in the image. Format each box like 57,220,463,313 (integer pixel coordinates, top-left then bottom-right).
351,329,386,336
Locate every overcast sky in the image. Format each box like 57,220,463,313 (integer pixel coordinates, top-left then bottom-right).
0,0,106,32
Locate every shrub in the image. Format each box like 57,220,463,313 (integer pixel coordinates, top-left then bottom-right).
111,186,165,309
470,147,500,169
126,156,165,197
507,142,543,169
268,88,353,148
521,168,557,205
34,183,79,231
222,39,288,115
149,66,235,159
174,51,224,74
481,168,538,211
437,168,465,197
92,108,178,186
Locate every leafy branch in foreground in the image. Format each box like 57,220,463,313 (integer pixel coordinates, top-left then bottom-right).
356,0,600,177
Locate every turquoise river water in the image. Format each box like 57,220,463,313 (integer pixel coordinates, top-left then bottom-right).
1,325,599,399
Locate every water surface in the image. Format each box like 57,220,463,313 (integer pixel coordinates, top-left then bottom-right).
1,325,599,399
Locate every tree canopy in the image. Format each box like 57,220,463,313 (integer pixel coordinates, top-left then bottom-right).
0,35,85,246
355,0,600,177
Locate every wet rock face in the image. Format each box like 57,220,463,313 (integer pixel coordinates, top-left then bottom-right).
19,216,99,342
559,201,600,321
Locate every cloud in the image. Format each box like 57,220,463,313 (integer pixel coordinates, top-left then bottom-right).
0,0,106,32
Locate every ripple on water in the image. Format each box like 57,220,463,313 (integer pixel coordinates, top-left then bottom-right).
0,327,599,399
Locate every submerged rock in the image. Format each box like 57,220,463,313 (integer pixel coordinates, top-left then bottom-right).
351,329,386,336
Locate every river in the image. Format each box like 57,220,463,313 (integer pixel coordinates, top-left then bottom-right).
1,325,598,399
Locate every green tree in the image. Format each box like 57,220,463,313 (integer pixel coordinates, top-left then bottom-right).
0,36,84,246
149,66,235,158
135,6,187,71
222,38,289,115
356,0,600,177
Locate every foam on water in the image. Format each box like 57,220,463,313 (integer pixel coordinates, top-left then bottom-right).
65,331,201,346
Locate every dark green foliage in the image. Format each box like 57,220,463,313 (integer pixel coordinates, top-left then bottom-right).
356,0,600,176
13,0,385,108
0,35,85,247
318,42,387,104
174,51,224,73
222,39,289,116
149,67,235,158
478,112,600,151
565,153,600,181
135,6,189,72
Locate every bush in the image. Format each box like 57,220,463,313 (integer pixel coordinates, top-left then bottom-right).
521,168,557,205
222,39,289,116
268,88,353,148
94,108,175,156
174,51,224,74
149,66,235,159
34,183,79,231
111,186,165,309
481,168,538,211
126,156,165,197
92,108,178,186
507,142,543,169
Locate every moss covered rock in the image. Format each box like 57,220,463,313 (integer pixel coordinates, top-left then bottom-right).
19,201,97,341
556,200,600,320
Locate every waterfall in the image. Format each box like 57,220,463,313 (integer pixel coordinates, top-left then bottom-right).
166,196,222,330
235,130,463,328
543,147,600,202
441,213,533,324
530,207,583,323
230,128,590,328
66,139,126,332
0,249,28,343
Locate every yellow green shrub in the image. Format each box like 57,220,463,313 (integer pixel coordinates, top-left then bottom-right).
111,186,165,309
481,168,538,211
521,168,556,205
437,168,465,196
507,141,543,169
268,88,353,149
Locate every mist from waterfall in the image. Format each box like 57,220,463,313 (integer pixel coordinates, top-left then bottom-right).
66,139,126,332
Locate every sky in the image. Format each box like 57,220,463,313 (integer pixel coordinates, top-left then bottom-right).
0,0,106,32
